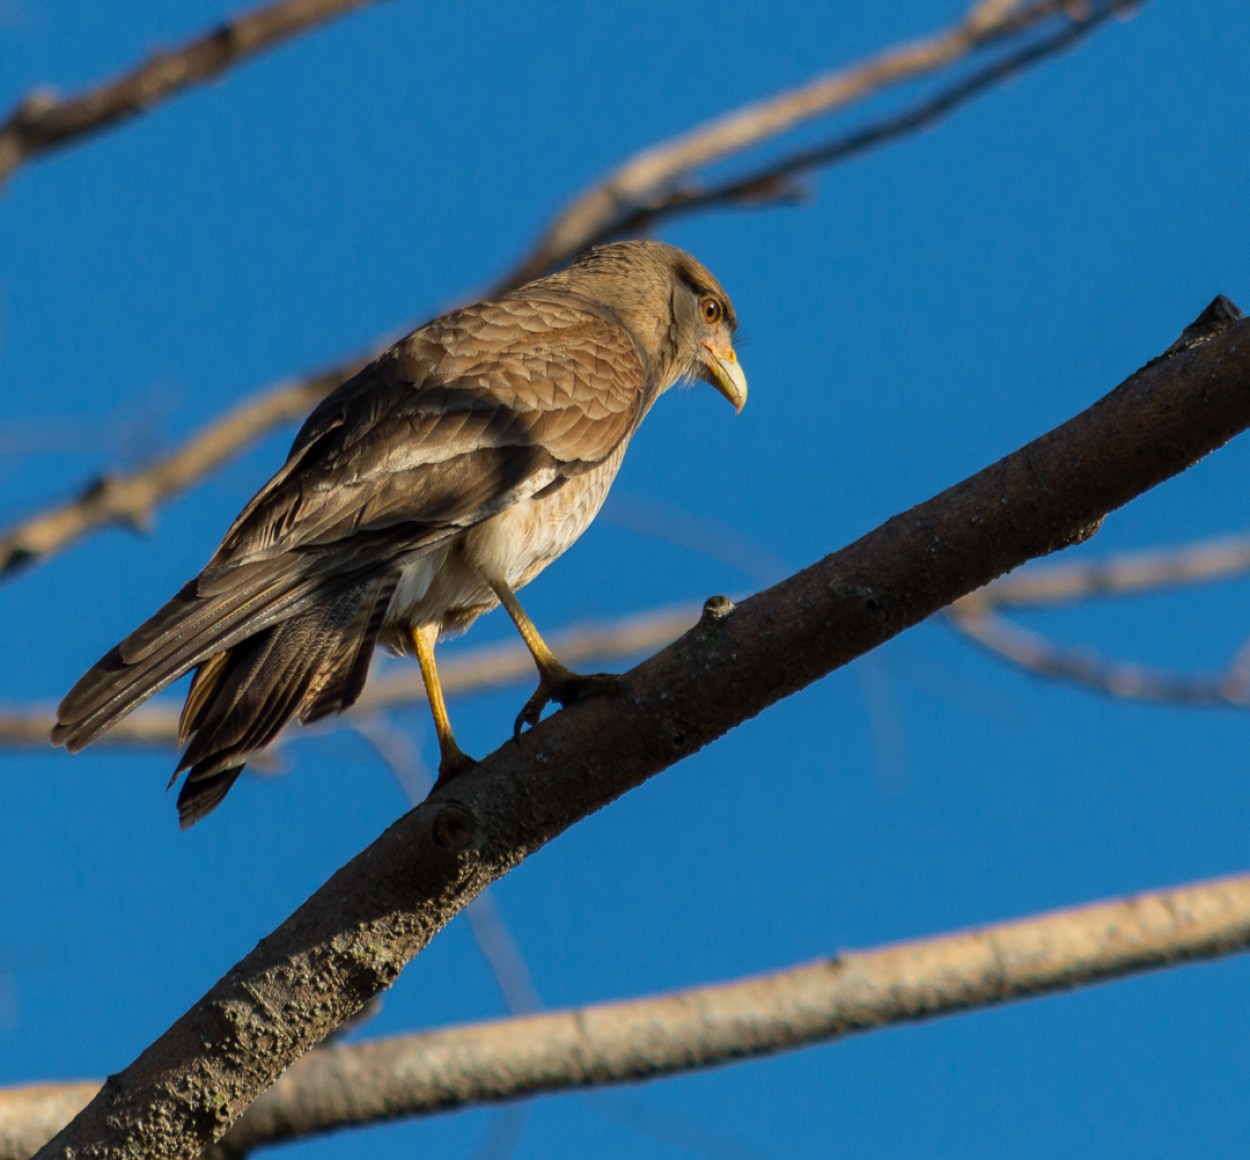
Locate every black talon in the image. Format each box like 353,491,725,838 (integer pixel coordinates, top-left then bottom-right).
513,671,622,739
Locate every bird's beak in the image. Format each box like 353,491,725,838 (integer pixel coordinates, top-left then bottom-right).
699,338,748,413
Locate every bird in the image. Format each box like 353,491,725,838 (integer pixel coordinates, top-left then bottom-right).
51,240,747,827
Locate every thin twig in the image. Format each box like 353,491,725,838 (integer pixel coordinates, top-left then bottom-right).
944,528,1250,706
493,0,1136,289
956,532,1250,609
609,5,1125,239
5,870,1250,1159
0,0,389,190
0,356,370,581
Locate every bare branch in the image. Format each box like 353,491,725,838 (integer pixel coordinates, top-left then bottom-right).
608,5,1126,239
495,0,1139,288
6,869,1249,1158
0,603,700,749
0,1085,100,1160
0,2,1138,583
0,356,370,582
940,296,1250,706
0,0,389,191
948,601,1250,706
353,718,544,1016
29,305,1250,1158
955,532,1250,609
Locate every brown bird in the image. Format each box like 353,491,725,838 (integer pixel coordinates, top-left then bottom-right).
52,240,747,826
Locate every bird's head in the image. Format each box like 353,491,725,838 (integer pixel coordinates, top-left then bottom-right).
552,240,747,412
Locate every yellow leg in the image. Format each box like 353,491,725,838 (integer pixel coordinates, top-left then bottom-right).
485,575,619,736
410,624,474,779
486,576,572,683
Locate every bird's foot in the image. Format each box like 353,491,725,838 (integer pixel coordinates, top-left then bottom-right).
431,743,483,791
513,669,622,739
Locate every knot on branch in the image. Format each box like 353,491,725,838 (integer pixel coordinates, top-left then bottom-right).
1142,295,1245,372
429,803,476,852
10,87,61,128
1166,295,1245,357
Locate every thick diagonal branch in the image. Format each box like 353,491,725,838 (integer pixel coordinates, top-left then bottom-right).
32,312,1250,1159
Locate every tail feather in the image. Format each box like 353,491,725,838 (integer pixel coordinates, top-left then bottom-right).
300,573,396,724
176,767,245,830
120,560,284,663
176,627,310,771
179,651,229,746
53,563,335,753
54,545,399,824
171,577,392,824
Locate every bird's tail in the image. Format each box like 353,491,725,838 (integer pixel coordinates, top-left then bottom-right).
52,561,325,755
172,576,395,826
53,564,397,826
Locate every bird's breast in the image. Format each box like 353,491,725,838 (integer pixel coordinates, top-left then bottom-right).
384,446,627,644
462,445,626,589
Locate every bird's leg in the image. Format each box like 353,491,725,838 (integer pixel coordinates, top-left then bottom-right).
485,576,620,737
410,623,478,784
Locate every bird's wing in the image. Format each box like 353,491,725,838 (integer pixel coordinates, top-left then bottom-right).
54,294,647,750
208,293,649,571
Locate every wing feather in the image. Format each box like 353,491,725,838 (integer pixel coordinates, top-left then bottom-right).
54,290,651,755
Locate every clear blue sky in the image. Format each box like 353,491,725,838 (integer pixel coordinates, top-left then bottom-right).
3,2,1250,1157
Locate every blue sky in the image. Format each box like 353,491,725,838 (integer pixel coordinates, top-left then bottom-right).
3,2,1250,1157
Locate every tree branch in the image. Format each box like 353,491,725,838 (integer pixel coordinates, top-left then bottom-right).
0,603,701,748
351,718,545,1017
0,0,1137,584
607,3,1128,239
5,870,1249,1159
947,600,1250,706
495,0,1138,288
944,517,1250,706
30,305,1250,1158
0,0,389,191
0,357,368,582
955,532,1250,609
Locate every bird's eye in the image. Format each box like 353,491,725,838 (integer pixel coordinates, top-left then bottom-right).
700,296,723,325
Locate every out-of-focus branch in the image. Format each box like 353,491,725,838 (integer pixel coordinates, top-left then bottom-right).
6,870,1250,1159
608,5,1123,238
939,298,1250,706
0,603,700,749
495,0,1139,289
946,525,1250,706
0,1,1138,584
0,0,389,191
956,532,1250,610
0,356,370,581
31,304,1250,1158
948,601,1250,706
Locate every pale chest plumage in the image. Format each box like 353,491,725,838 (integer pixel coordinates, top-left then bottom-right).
382,441,629,646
